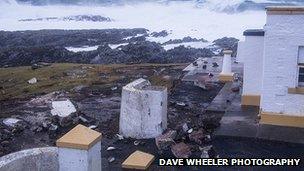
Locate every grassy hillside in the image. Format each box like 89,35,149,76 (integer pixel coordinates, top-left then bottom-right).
0,63,186,101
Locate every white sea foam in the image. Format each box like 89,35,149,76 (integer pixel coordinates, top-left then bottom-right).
0,0,275,41
65,45,99,52
163,41,212,50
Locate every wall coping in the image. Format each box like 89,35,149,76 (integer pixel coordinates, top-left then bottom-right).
56,124,102,150
266,6,304,15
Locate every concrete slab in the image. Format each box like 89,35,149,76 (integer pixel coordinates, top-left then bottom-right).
257,124,304,144
205,82,239,113
51,99,76,117
122,150,155,170
214,91,304,144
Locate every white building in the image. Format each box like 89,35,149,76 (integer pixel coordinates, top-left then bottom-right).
237,6,304,128
238,29,265,106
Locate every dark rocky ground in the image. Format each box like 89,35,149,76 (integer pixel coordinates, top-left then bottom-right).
1,63,303,170
0,63,224,166
0,29,238,67
1,28,302,170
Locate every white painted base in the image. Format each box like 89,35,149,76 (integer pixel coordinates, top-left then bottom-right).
120,79,167,139
58,142,101,171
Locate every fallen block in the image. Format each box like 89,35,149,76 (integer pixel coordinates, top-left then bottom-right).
122,150,155,170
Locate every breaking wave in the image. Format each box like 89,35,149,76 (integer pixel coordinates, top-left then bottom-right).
2,0,304,13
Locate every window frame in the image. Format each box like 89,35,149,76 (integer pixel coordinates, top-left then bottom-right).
298,65,304,87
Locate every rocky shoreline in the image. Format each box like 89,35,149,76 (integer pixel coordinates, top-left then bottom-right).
0,29,239,67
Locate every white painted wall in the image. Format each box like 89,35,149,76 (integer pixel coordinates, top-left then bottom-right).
236,41,245,63
0,147,58,171
221,53,233,75
120,78,167,139
58,143,101,171
241,36,264,95
261,14,304,116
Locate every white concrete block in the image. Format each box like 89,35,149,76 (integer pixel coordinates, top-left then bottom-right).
3,118,21,127
27,77,37,84
220,51,233,75
51,99,76,117
120,78,167,139
56,124,102,171
58,143,101,171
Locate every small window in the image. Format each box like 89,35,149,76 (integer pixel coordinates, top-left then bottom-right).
298,66,304,87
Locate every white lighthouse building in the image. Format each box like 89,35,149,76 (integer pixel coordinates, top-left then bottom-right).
237,6,304,128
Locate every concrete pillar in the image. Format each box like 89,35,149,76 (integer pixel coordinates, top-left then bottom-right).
219,50,234,82
56,124,102,171
120,78,167,139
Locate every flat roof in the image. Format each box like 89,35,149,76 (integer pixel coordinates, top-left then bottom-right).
243,29,265,36
266,6,304,15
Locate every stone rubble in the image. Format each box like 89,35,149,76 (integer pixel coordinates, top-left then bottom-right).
107,147,116,151
51,99,77,118
199,145,213,158
3,118,21,127
108,157,115,163
155,130,177,150
171,142,192,158
27,77,37,84
189,130,205,145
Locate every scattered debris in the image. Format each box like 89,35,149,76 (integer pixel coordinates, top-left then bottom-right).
182,123,189,133
107,147,116,151
231,82,241,92
89,125,97,129
189,130,205,145
27,77,37,84
212,62,219,67
187,128,193,134
1,141,10,147
31,64,39,70
155,130,177,150
199,145,213,158
71,85,87,93
116,134,124,140
111,87,118,91
27,91,62,107
134,140,140,146
3,118,21,127
171,142,192,158
108,157,115,163
63,69,87,78
79,115,89,123
42,119,52,128
31,62,52,70
51,99,77,117
176,102,186,107
122,151,155,170
49,124,58,131
31,126,43,133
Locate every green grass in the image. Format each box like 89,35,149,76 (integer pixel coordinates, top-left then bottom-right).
0,63,186,101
